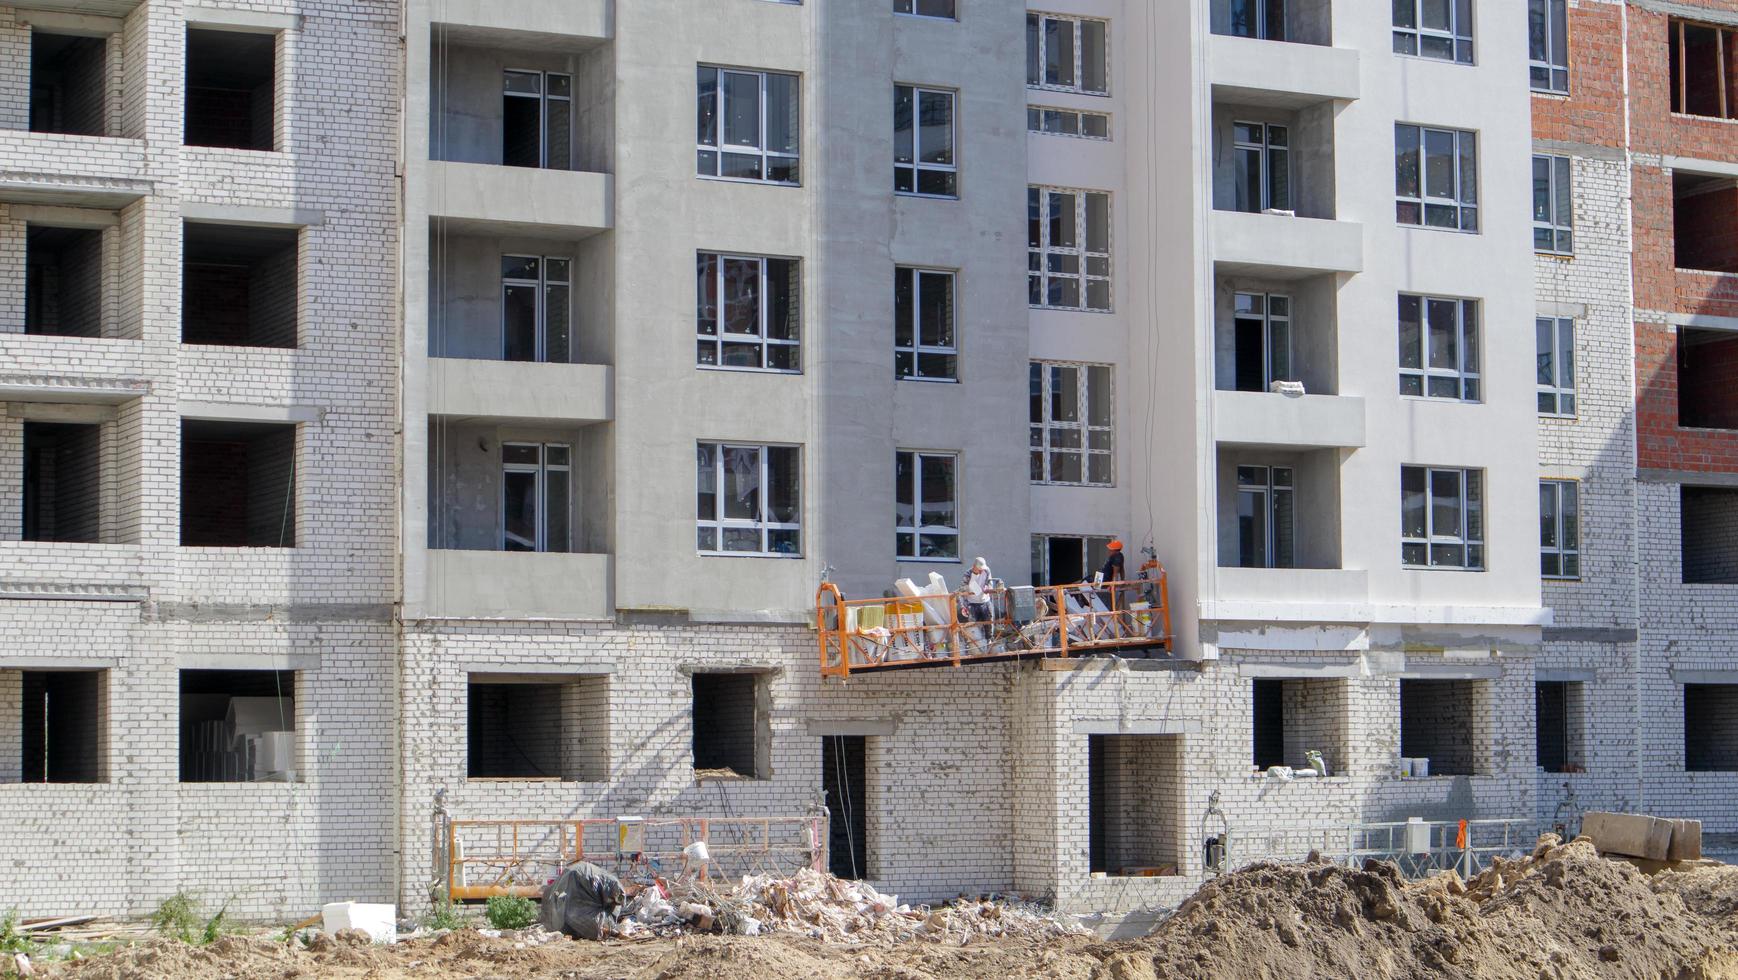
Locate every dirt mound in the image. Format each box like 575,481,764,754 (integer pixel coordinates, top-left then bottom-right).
1138,836,1738,980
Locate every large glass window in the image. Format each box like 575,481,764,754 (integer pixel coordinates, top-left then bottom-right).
1225,0,1287,41
697,443,801,556
1028,186,1111,311
501,255,570,363
1232,292,1292,392
1395,124,1478,232
1027,106,1111,140
894,85,956,197
1533,154,1573,254
696,67,799,185
895,0,955,17
1537,317,1576,416
1236,465,1294,569
1398,294,1479,401
1232,121,1289,213
1540,479,1580,579
1030,361,1113,486
1529,0,1569,93
501,442,570,553
503,70,572,170
895,267,956,381
1401,466,1484,570
696,253,800,372
1026,13,1109,96
895,451,959,560
1393,0,1473,63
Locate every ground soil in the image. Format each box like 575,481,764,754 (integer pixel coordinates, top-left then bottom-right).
30,837,1738,980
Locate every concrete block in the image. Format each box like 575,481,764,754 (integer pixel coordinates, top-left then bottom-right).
1668,819,1703,862
1581,811,1673,860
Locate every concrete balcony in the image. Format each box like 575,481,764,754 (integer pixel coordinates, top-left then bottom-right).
425,550,612,620
429,358,611,425
1208,34,1360,109
1212,210,1362,278
0,132,149,207
1213,389,1365,450
430,0,610,48
1203,567,1370,622
427,161,612,239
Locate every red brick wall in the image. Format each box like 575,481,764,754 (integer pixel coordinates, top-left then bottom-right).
1675,183,1738,274
1530,1,1625,148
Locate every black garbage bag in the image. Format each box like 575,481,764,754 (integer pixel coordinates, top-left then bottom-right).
539,862,625,940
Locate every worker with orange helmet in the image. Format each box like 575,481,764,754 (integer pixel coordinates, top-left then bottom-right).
1099,539,1126,584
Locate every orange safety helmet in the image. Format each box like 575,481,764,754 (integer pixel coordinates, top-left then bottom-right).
1107,539,1123,551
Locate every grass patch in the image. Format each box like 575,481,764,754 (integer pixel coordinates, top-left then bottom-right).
484,896,537,931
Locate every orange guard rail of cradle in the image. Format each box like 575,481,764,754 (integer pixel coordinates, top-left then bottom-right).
815,570,1173,678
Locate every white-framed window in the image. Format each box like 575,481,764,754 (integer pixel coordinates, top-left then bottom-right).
1533,154,1573,254
1401,466,1484,570
696,252,800,372
894,85,956,198
1540,479,1580,579
501,255,570,363
895,451,959,561
696,66,799,185
895,266,956,382
1232,121,1290,213
1236,465,1294,569
1393,0,1473,64
1030,361,1113,486
1028,186,1111,312
1537,317,1576,416
501,442,570,553
696,443,801,556
1026,12,1109,96
1529,0,1569,93
1027,106,1110,140
1399,294,1479,401
1232,292,1292,392
895,0,955,20
1395,124,1479,232
1225,0,1286,40
503,70,571,170
1031,533,1114,586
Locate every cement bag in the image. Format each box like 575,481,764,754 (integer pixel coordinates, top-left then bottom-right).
539,862,625,940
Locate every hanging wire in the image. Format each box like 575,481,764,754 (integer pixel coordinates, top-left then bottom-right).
830,734,859,879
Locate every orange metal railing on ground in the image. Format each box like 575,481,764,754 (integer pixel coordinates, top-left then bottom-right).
815,572,1172,678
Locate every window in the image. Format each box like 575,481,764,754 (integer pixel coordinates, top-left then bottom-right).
1533,155,1573,254
1225,0,1286,41
1392,0,1473,63
1529,0,1569,93
1401,466,1484,570
696,253,800,372
1028,187,1111,311
895,267,956,381
1677,327,1738,428
1252,678,1348,773
1088,735,1182,876
1236,465,1294,569
1684,684,1738,772
467,673,608,781
693,672,767,779
1232,121,1289,213
1027,106,1110,140
1669,20,1738,120
1535,680,1585,773
184,28,275,150
9,670,104,783
502,442,570,553
503,70,571,170
697,67,800,185
1540,479,1579,579
1030,361,1113,486
1395,125,1478,232
25,226,102,338
181,222,299,348
821,735,869,879
1031,534,1114,586
180,420,296,547
31,32,106,137
501,256,570,363
179,670,295,783
1399,679,1489,776
1680,486,1738,584
895,451,959,560
697,443,801,556
1537,317,1576,416
1026,13,1108,96
24,422,101,543
895,0,955,20
894,85,956,197
1673,172,1738,274
1232,292,1292,392
1398,294,1479,401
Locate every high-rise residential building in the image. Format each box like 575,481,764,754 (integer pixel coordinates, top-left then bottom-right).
0,0,1730,922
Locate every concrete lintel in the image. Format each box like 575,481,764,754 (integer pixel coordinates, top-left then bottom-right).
1670,669,1738,686
687,608,810,626
1531,138,1626,164
1638,468,1738,488
0,584,143,602
1038,657,1194,672
184,5,300,32
1071,719,1201,736
676,663,782,677
17,9,124,35
178,652,319,672
1536,300,1588,319
1207,624,1369,653
6,402,117,423
182,202,322,229
1537,668,1597,683
1395,663,1504,681
1635,0,1738,29
1542,626,1637,644
178,401,321,424
805,719,896,737
0,657,116,670
145,601,392,623
1236,662,1362,680
1666,311,1738,333
462,666,615,682
1663,154,1738,180
11,204,120,229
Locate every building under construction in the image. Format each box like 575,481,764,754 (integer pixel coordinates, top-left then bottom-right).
0,0,1734,921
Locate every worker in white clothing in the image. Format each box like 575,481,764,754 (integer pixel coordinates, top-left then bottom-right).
959,557,993,623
